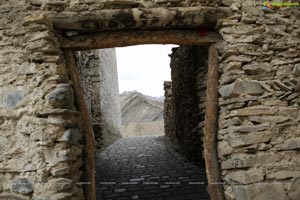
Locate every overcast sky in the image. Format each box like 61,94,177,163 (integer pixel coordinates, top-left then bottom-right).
116,45,178,97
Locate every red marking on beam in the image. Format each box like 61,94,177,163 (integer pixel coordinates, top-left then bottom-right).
197,28,208,37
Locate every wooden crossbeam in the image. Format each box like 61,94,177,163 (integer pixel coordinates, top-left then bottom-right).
50,7,233,32
60,30,221,50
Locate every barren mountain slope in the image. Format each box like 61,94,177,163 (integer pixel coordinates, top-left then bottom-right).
120,91,164,137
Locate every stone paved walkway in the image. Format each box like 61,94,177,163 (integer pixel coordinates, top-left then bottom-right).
96,136,210,200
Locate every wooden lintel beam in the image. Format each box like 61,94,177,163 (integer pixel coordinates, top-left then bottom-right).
50,7,233,32
60,30,221,50
204,45,225,200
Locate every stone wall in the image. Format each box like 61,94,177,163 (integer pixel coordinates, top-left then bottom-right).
167,46,208,163
98,49,122,148
0,1,85,199
1,1,221,199
1,0,300,199
217,1,300,199
75,49,122,150
163,81,175,140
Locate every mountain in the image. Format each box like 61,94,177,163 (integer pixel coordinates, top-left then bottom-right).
144,94,165,102
120,91,164,137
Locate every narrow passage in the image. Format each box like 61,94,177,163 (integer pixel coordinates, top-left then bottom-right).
96,136,210,200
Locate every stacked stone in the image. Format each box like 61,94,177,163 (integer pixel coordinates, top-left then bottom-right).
163,81,175,139
195,47,208,164
169,46,208,163
75,49,122,150
75,50,102,148
2,0,300,199
97,49,122,148
0,2,84,199
217,0,300,199
1,1,219,199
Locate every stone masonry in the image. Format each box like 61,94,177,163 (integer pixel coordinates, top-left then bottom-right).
0,0,300,200
76,49,122,149
217,1,300,200
163,81,175,140
165,46,208,164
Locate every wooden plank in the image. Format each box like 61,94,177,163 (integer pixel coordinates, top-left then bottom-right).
50,7,233,32
60,30,221,50
204,44,225,200
64,50,96,200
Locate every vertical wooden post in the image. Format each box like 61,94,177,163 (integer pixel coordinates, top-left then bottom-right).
204,44,225,200
64,50,96,200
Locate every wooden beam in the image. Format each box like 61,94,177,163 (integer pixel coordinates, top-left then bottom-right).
64,50,96,200
60,30,221,50
204,45,225,200
50,7,233,32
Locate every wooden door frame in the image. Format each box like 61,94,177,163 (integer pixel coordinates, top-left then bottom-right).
53,6,229,200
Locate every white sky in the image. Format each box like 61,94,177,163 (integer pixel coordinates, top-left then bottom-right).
116,45,178,97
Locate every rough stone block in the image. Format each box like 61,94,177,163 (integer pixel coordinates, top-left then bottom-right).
45,84,75,109
292,63,300,77
26,30,56,43
267,170,300,180
221,153,283,170
0,86,28,109
221,154,255,169
57,129,82,144
219,116,242,129
50,166,70,176
225,55,252,63
225,168,265,184
277,137,300,150
242,62,272,75
23,13,52,28
248,116,289,124
218,141,234,156
227,131,272,147
234,123,270,133
26,23,49,32
232,183,289,200
288,177,300,200
12,62,37,75
11,178,33,194
219,79,263,99
222,0,234,6
223,62,242,72
49,178,73,192
0,193,30,200
225,106,275,118
44,147,72,167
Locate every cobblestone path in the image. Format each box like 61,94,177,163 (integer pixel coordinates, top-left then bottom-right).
96,136,210,200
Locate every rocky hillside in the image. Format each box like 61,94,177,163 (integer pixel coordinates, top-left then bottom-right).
120,91,164,137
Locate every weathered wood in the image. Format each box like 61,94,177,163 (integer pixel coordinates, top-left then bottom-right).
50,7,233,32
60,30,221,50
204,45,225,200
64,50,96,200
